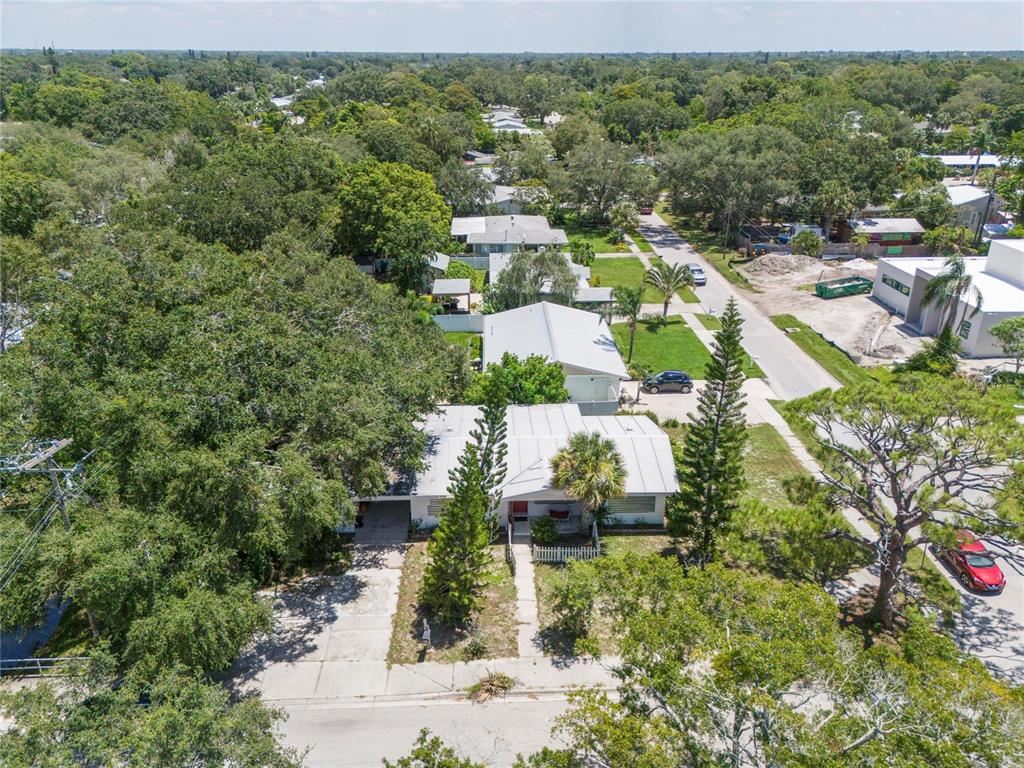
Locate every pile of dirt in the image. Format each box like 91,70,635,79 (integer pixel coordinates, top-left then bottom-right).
842,258,874,270
743,253,821,276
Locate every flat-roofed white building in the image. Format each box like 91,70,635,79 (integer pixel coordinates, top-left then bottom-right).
872,239,1024,357
365,403,678,530
484,302,626,414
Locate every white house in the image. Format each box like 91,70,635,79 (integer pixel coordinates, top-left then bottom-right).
451,215,569,256
871,239,1024,357
921,154,1003,171
487,251,613,307
364,403,678,530
943,183,999,232
484,302,626,414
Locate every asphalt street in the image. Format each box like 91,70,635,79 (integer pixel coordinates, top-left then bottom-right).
637,213,840,400
280,696,570,767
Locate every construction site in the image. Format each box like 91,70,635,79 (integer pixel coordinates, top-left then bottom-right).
736,253,928,365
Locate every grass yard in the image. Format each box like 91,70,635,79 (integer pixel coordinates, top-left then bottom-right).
611,317,713,377
695,313,720,330
628,229,654,253
743,424,812,507
770,315,872,389
446,332,482,360
563,222,626,254
388,542,517,664
590,256,661,303
655,202,757,291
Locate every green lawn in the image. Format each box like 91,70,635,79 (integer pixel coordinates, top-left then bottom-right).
655,203,757,291
743,424,812,507
628,229,654,253
446,332,482,360
590,256,661,303
695,313,720,330
611,317,713,377
770,315,872,389
563,223,625,254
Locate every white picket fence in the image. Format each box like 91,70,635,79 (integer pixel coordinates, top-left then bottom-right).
532,544,601,563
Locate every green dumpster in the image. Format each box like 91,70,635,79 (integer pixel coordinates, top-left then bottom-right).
814,275,873,299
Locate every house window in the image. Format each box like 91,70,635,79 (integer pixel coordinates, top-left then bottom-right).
882,232,905,241
881,274,910,296
958,320,972,340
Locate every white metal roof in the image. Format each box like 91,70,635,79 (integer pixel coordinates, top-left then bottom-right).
410,403,678,498
432,279,471,296
945,185,989,206
848,217,925,234
921,154,1003,168
483,302,628,378
429,251,450,272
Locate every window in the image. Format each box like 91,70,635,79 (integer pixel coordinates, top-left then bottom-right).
959,320,972,340
881,274,910,296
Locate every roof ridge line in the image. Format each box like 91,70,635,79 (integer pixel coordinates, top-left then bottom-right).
542,301,559,363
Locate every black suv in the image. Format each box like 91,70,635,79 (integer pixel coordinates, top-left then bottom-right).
642,370,693,394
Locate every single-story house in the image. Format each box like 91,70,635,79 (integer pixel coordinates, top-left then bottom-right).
942,185,991,233
463,150,495,165
487,253,613,307
841,218,925,246
488,185,522,215
451,215,569,256
871,239,1024,357
363,402,678,530
484,302,627,415
921,154,1003,171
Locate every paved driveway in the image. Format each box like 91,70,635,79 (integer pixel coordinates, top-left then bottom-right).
637,214,839,401
231,545,405,699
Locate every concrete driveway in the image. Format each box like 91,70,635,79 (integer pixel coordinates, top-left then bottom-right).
620,378,780,425
637,214,840,401
231,545,405,699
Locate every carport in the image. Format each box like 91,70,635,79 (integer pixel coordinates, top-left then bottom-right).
355,499,410,544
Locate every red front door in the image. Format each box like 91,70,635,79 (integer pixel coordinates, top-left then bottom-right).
510,501,528,521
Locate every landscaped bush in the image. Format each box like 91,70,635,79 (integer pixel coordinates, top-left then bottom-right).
531,516,558,545
444,260,485,292
662,417,680,428
551,560,599,642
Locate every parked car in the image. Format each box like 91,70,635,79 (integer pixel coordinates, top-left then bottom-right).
940,531,1006,593
686,263,707,286
642,370,693,394
639,205,654,215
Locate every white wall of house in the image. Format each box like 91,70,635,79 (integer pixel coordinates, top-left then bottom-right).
410,493,666,529
564,374,621,408
871,262,916,315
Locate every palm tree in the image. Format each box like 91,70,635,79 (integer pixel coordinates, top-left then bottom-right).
612,285,644,363
921,254,984,334
644,261,693,318
550,432,626,532
570,239,595,267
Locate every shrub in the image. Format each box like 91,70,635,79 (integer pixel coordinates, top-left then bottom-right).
638,409,660,425
531,516,558,545
662,417,680,428
461,635,487,661
551,560,599,641
444,260,485,292
466,671,516,702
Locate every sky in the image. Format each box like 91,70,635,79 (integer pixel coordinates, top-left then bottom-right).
2,1,1023,54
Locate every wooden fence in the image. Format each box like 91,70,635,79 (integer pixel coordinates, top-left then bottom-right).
532,544,601,563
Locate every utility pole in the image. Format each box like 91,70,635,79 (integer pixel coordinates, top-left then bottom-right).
974,172,998,248
0,439,100,637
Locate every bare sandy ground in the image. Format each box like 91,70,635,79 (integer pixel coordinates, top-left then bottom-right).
737,255,927,365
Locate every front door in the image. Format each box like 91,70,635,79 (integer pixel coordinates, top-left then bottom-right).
510,501,529,521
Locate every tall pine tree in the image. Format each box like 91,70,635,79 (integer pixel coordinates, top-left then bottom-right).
420,394,508,623
668,297,748,563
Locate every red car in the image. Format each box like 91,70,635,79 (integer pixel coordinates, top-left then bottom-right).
942,532,1006,593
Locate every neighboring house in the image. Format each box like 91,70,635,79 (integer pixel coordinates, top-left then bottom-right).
484,302,627,414
463,150,496,165
937,184,995,231
840,218,925,246
488,185,522,215
363,402,678,530
428,251,450,278
544,112,565,127
871,239,1024,357
451,214,569,256
920,154,1003,171
483,106,538,135
487,252,613,307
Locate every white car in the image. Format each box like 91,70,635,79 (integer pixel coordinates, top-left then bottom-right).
687,263,707,286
